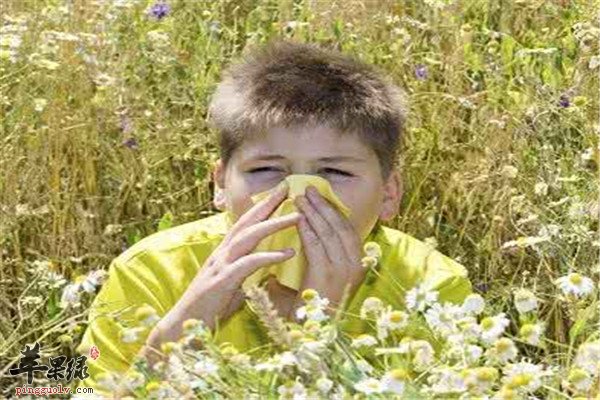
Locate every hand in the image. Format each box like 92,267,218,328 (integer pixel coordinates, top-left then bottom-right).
144,182,302,357
293,185,366,317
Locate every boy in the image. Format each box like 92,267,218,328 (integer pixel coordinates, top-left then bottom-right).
76,40,471,393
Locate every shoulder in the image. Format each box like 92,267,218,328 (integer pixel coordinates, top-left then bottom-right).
376,225,471,303
378,225,467,276
114,211,230,265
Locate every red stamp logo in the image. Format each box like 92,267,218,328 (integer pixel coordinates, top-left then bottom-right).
89,346,100,361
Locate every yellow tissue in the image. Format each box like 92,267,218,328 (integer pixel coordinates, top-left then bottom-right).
228,174,352,292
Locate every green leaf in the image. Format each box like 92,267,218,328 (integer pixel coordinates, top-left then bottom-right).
158,211,174,232
46,291,61,320
127,229,142,246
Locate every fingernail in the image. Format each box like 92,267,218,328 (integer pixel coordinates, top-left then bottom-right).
306,186,319,199
277,181,288,192
295,195,305,206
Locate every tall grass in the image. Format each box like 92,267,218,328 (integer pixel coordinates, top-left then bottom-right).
0,0,598,396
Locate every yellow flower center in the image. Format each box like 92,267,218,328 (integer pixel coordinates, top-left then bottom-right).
495,338,512,352
476,367,498,381
161,341,177,355
569,273,583,285
182,318,201,332
519,324,535,337
145,381,160,392
568,368,588,383
390,311,406,324
508,373,532,388
302,289,318,302
289,329,304,341
481,317,494,330
135,304,157,322
389,368,410,380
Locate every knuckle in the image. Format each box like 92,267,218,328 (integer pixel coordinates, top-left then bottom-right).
321,224,334,238
305,233,321,248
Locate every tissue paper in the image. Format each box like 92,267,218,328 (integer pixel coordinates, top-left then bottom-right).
237,174,352,291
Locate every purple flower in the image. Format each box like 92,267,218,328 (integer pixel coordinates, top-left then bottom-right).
148,1,170,20
415,64,428,80
474,283,490,294
558,94,570,108
123,137,139,150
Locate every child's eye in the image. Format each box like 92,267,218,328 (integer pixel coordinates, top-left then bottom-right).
321,168,353,177
249,167,282,173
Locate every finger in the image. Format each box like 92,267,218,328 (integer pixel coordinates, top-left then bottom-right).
297,214,330,272
296,195,351,268
229,248,296,284
305,186,362,260
225,212,302,261
221,289,247,320
228,182,289,238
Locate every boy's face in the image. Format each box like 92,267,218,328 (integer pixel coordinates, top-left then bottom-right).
212,124,402,240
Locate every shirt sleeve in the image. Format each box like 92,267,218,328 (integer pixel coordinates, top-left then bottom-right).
75,255,168,395
422,248,472,304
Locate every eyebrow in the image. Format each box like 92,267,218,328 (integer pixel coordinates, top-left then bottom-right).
245,154,367,163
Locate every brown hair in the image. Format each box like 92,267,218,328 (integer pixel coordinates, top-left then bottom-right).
208,39,409,181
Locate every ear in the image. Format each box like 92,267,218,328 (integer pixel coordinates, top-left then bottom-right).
379,169,403,221
212,158,227,211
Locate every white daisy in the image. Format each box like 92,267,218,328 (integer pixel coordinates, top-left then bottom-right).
567,368,594,393
316,376,334,394
461,367,498,395
356,359,374,375
354,377,383,395
411,340,435,371
298,339,327,357
135,304,160,328
513,289,538,314
360,297,384,319
121,371,144,392
351,334,378,348
405,284,439,312
300,288,330,308
555,273,594,297
277,351,299,368
573,341,600,376
486,338,518,364
60,282,82,308
193,356,219,376
376,306,409,340
425,302,464,335
381,368,409,395
81,269,107,293
462,293,485,315
464,344,484,365
277,378,307,399
120,327,146,344
456,316,482,341
502,361,549,393
519,322,545,346
363,241,382,259
428,368,467,394
295,303,328,322
479,313,510,344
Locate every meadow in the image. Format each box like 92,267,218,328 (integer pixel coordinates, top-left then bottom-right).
0,0,599,398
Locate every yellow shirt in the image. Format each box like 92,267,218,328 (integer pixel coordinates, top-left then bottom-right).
76,211,471,393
